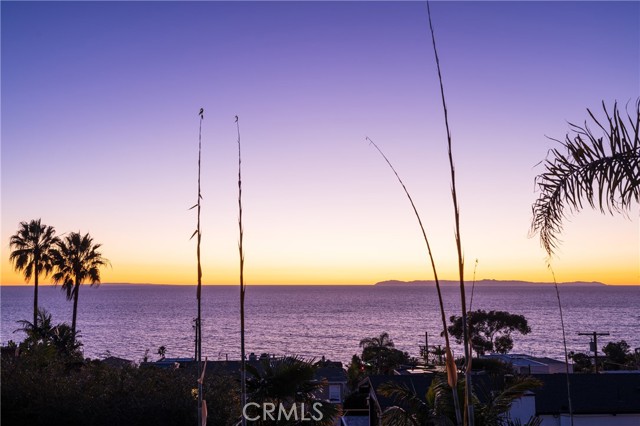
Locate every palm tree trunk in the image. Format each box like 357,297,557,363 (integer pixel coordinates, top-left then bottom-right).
72,281,79,337
33,263,39,327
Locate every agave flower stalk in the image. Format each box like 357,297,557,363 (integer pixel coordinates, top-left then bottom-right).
468,259,479,312
367,136,461,426
426,2,471,425
190,107,205,426
236,115,247,426
548,265,574,426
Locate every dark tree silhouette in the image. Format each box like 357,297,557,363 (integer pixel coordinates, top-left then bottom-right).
157,345,167,360
447,310,531,355
51,232,109,337
9,219,59,327
359,332,410,375
14,307,55,347
602,340,634,370
14,308,82,357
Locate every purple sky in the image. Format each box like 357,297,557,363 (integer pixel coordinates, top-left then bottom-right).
2,1,638,285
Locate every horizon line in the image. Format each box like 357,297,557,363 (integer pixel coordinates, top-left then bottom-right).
2,280,639,287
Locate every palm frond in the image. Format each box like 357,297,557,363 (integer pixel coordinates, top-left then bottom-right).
379,381,430,426
8,219,59,281
506,416,542,426
245,355,340,425
490,377,542,415
473,376,542,425
427,374,463,425
530,99,640,256
381,406,420,426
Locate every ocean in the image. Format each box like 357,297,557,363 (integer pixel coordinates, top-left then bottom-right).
1,284,639,364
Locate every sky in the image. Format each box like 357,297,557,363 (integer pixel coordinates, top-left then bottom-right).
1,1,638,286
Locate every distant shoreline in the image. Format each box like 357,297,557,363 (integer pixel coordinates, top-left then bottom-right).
374,279,609,287
3,280,639,287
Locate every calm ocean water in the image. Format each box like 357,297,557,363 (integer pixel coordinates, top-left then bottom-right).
1,285,639,364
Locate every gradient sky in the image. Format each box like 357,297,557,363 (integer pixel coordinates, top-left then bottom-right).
2,1,638,285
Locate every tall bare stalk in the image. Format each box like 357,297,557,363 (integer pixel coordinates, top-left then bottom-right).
236,115,247,426
190,107,204,426
366,136,461,426
469,259,479,312
426,2,471,425
547,264,574,426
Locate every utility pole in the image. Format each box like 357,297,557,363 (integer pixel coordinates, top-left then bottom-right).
419,332,433,365
578,331,609,373
425,332,429,364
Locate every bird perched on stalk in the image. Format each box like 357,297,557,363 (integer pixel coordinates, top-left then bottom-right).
199,108,204,119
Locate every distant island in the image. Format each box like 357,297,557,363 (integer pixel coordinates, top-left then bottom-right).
375,279,607,287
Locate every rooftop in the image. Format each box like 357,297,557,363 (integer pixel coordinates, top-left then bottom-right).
533,373,640,415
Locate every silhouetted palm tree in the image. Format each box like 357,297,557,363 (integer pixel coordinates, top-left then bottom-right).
51,232,109,337
531,99,640,256
359,332,395,351
14,307,82,357
9,219,59,327
14,307,55,346
359,332,407,374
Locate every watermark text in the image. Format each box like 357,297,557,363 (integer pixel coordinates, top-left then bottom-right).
242,402,323,422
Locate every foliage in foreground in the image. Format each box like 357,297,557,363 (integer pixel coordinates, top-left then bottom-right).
1,350,240,426
12,307,82,359
379,373,542,426
245,356,340,426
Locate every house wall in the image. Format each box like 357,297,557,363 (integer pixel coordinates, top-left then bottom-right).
540,413,640,426
508,394,537,424
546,363,573,374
